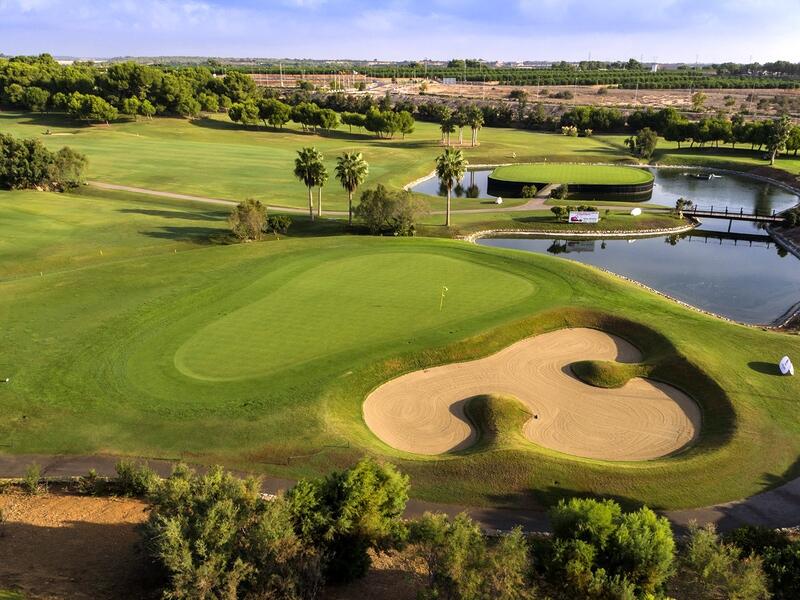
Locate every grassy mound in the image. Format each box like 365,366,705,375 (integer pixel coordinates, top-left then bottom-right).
463,394,532,451
490,163,654,186
571,360,653,388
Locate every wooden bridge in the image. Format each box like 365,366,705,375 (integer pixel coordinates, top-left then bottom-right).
685,205,786,223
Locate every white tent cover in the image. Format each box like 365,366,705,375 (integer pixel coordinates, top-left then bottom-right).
779,355,794,376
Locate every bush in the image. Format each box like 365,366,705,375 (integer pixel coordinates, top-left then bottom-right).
145,464,321,600
229,198,267,241
521,184,538,198
74,468,106,496
677,523,769,599
409,512,535,600
23,462,42,496
726,526,800,599
265,214,292,235
550,183,569,199
551,206,568,221
354,184,429,236
287,457,410,583
0,133,87,191
783,208,800,228
561,125,579,137
544,498,675,598
114,459,159,497
626,127,658,160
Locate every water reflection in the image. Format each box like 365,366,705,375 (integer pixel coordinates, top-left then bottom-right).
411,167,799,219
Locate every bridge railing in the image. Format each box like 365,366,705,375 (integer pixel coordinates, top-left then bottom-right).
686,205,781,219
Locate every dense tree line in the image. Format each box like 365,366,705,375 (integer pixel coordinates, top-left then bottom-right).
94,459,800,600
0,133,87,191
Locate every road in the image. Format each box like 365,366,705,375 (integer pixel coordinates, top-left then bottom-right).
2,453,799,534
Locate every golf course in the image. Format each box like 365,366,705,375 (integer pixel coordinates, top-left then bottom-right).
2,109,800,513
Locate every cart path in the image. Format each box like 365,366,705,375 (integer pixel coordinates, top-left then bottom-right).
2,453,799,534
89,181,655,217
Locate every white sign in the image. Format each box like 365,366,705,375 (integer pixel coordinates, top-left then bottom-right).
779,356,794,376
569,211,600,224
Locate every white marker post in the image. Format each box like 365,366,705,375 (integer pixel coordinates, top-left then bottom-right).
439,286,448,311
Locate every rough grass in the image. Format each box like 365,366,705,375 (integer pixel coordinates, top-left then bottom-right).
571,360,653,388
490,163,655,185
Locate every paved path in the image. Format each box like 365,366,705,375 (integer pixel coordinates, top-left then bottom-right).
89,181,660,218
2,453,799,534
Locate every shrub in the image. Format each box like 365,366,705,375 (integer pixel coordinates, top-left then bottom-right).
783,207,800,228
409,512,534,600
145,464,321,600
75,468,105,496
550,183,569,199
544,498,675,598
551,206,568,221
521,184,538,198
0,133,87,191
114,459,158,497
561,125,579,137
287,457,410,583
626,127,658,160
265,214,292,235
355,184,429,236
229,198,268,241
676,523,769,599
23,462,42,496
726,526,800,599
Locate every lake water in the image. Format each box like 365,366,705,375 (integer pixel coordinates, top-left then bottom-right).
478,219,800,324
428,167,800,324
412,167,799,218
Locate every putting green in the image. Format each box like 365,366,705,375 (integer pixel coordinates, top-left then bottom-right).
174,252,535,381
490,163,654,185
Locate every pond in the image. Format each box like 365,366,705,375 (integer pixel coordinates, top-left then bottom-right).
414,165,800,324
478,218,800,325
411,167,799,217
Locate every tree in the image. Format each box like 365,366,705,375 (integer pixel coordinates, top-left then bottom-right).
144,464,321,600
396,110,415,139
228,101,259,126
341,111,366,133
317,107,339,131
786,126,800,157
287,457,409,583
258,97,291,129
509,89,528,120
691,91,708,112
221,71,257,103
121,96,140,120
50,146,88,190
440,118,456,146
626,127,658,160
466,105,484,146
674,197,693,218
767,115,793,165
292,102,322,132
315,159,328,217
228,198,267,241
354,184,428,235
335,151,369,226
22,86,49,112
139,99,156,119
435,148,468,227
294,147,324,220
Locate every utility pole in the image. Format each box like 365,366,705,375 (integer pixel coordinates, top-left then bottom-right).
279,62,284,88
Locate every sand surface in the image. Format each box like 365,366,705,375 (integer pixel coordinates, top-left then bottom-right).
363,328,700,460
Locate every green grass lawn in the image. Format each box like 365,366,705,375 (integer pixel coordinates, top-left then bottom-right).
2,188,800,512
490,163,654,185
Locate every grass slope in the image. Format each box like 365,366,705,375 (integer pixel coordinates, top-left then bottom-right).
490,163,654,185
2,189,800,512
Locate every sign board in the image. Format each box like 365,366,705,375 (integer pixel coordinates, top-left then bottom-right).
569,211,600,224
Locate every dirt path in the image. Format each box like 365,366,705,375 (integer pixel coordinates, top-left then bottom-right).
363,328,700,459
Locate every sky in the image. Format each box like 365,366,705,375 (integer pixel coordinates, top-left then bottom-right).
1,0,799,63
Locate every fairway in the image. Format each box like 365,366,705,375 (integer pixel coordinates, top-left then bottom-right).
490,163,655,185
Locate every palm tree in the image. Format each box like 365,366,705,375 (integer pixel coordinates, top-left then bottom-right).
467,107,484,147
440,119,456,147
435,148,468,227
294,147,324,220
316,161,328,218
335,152,369,226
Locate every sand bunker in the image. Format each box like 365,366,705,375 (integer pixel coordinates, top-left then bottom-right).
363,328,701,461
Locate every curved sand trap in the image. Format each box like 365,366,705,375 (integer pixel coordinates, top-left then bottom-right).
363,328,701,461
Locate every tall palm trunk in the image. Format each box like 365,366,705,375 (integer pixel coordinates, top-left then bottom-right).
348,190,353,226
307,186,315,220
458,128,463,145
317,187,323,217
445,186,451,227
